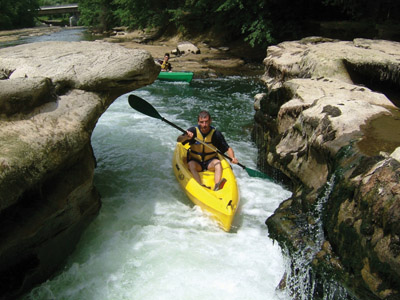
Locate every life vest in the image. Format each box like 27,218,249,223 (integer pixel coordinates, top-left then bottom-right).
161,61,171,71
189,127,217,162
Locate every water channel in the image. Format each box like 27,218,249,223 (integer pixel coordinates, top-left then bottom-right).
24,77,293,299
1,27,340,299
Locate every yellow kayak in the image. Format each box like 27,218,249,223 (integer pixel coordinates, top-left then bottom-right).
172,142,240,231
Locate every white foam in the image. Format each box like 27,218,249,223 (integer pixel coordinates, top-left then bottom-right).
23,80,292,300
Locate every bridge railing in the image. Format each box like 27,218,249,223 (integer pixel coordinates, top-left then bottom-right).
38,3,79,16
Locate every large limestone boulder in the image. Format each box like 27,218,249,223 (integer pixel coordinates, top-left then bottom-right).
0,77,56,116
271,77,393,190
0,41,159,299
254,37,400,299
262,37,400,87
0,41,158,93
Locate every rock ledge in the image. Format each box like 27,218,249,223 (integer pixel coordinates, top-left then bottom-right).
0,41,159,299
254,37,400,299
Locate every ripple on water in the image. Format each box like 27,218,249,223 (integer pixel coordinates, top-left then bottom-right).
22,78,291,300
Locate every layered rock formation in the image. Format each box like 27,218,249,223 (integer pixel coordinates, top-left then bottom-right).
254,37,400,299
0,41,159,299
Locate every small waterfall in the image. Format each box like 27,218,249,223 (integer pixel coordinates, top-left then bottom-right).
282,175,353,300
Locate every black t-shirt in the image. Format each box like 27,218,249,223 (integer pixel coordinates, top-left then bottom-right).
184,126,230,153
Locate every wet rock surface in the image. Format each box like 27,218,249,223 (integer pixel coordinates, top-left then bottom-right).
255,37,400,299
0,41,159,299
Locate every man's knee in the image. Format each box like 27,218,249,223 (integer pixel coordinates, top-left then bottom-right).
188,160,201,171
208,159,221,171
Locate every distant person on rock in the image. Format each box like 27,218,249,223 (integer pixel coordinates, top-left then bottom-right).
160,53,172,72
177,110,238,191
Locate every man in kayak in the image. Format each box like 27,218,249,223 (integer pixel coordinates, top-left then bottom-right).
177,111,238,191
160,53,172,72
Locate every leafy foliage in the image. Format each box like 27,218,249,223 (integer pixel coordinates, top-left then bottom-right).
0,0,39,30
112,0,170,29
2,0,399,46
76,0,349,47
322,0,400,22
78,0,117,32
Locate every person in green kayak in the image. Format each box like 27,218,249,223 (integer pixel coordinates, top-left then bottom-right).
160,53,172,72
177,110,238,191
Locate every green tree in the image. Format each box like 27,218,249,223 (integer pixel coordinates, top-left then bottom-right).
0,0,39,30
213,0,332,47
76,0,399,48
112,0,171,29
322,0,400,22
78,0,117,31
214,0,275,46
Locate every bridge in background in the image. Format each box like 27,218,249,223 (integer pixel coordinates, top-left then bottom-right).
38,3,79,16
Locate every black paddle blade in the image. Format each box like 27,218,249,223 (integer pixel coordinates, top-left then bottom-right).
128,94,162,120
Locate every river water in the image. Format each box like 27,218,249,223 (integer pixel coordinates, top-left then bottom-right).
22,77,293,300
5,27,296,299
0,27,97,48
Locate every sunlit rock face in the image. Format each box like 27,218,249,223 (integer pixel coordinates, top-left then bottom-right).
0,41,160,299
255,37,400,299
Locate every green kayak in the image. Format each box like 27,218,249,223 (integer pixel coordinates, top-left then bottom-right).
157,71,193,83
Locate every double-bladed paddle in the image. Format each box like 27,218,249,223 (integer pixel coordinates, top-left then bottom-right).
128,94,271,180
